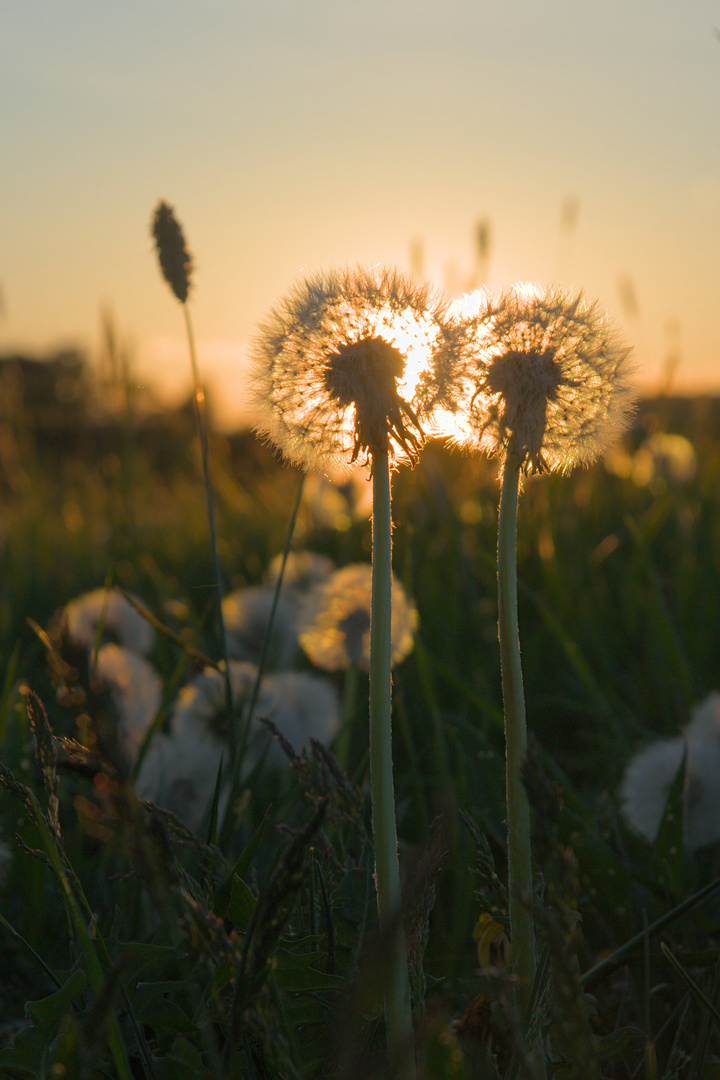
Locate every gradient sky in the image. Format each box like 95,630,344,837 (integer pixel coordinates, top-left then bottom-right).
2,0,720,427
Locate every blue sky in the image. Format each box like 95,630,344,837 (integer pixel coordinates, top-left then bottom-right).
2,0,719,422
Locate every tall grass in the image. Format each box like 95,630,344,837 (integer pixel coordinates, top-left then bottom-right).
0,383,719,1077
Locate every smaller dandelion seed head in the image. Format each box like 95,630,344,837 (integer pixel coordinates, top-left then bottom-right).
63,588,155,657
298,563,418,672
151,200,193,304
93,644,162,757
251,266,448,479
420,283,637,475
221,587,298,669
265,550,336,598
621,693,720,850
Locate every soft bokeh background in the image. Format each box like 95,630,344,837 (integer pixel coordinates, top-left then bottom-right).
2,0,719,428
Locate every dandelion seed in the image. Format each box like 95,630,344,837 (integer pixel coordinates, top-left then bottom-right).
93,644,162,759
137,662,340,831
222,586,298,669
172,660,339,762
135,729,227,834
265,550,336,599
621,693,720,849
251,265,449,478
63,588,155,656
421,283,636,474
298,563,418,672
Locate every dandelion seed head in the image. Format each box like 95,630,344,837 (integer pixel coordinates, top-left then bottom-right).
135,729,227,834
171,660,266,740
221,586,298,669
265,550,336,602
93,644,162,758
265,671,340,750
621,693,720,850
137,668,339,833
298,563,418,672
251,266,448,478
420,283,636,474
63,588,155,657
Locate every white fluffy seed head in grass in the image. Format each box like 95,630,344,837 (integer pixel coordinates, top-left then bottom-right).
93,644,162,760
621,693,720,850
298,563,418,672
222,587,298,670
418,283,637,475
251,265,453,478
63,588,155,656
265,550,336,600
136,661,340,832
171,660,339,762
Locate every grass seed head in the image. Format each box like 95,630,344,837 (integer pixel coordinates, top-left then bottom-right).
151,200,193,303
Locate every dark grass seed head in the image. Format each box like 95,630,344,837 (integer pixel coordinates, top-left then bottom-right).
151,200,193,304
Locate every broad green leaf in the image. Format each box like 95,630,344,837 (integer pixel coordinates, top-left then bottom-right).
596,1024,646,1061
227,875,257,932
26,968,87,1034
272,948,348,993
133,982,196,1035
114,941,185,985
214,803,272,918
0,1024,48,1076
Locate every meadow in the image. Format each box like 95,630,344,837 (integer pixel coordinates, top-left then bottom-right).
1,348,720,1079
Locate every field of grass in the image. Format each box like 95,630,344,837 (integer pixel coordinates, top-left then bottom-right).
1,381,719,1078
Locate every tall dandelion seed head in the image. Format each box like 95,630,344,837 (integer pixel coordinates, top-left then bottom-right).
251,265,449,479
420,283,636,474
151,200,193,303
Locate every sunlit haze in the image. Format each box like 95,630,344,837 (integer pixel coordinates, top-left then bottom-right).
2,0,720,429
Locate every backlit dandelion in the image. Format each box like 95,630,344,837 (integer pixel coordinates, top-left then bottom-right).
252,265,442,1072
422,281,636,1023
422,283,636,474
299,563,418,672
251,265,448,479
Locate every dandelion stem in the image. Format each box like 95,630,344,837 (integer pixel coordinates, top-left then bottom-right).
497,450,536,1018
181,303,234,755
370,449,416,1079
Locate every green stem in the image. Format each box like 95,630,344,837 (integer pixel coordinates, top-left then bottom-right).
497,451,536,1017
182,302,234,755
370,451,416,1079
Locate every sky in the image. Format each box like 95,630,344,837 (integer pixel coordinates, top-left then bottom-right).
2,0,720,428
